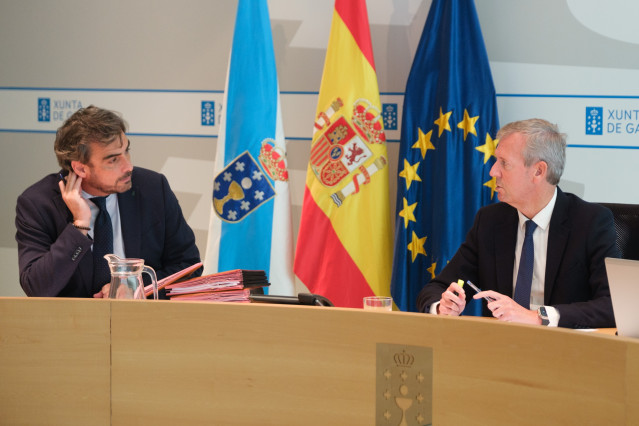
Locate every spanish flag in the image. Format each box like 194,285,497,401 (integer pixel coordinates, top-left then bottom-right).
294,0,392,308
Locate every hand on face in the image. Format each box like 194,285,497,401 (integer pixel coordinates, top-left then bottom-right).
438,281,467,316
58,171,91,226
473,291,539,324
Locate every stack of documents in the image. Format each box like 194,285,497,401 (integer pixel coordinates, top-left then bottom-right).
144,262,203,298
164,269,270,302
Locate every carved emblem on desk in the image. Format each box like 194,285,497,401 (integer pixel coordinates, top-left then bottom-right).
376,344,432,426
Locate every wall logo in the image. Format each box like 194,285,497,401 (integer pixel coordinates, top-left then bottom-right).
38,98,51,122
585,107,603,135
36,99,83,122
586,105,639,136
382,103,398,131
201,101,215,126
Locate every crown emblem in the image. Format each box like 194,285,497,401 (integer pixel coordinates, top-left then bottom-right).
352,98,386,144
394,350,414,368
258,138,289,182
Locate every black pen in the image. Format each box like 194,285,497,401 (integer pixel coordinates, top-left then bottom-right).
465,280,496,302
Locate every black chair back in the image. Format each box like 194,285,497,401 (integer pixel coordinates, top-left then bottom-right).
598,203,639,260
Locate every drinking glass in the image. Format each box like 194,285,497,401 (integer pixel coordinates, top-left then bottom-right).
363,296,392,311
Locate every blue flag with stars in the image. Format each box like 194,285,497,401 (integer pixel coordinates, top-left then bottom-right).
391,0,499,313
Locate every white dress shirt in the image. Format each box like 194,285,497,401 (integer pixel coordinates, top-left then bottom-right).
514,187,559,326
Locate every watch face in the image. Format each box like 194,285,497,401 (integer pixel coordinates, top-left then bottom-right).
538,307,549,325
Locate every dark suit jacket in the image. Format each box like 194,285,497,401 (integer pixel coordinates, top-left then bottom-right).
416,188,618,328
15,167,201,297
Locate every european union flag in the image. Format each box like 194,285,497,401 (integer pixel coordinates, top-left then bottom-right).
391,0,500,313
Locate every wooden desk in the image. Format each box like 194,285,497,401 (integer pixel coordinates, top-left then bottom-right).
1,297,638,425
0,297,110,425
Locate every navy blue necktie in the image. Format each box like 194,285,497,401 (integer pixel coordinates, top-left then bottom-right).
514,220,537,309
91,196,113,290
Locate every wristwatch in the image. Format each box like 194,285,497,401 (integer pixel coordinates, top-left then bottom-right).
537,306,550,326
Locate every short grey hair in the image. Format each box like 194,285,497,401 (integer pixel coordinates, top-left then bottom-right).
497,118,566,185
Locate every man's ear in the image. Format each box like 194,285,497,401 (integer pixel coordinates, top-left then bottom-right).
534,161,548,180
71,161,88,178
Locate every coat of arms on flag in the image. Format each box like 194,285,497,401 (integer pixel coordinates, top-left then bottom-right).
311,97,388,207
258,138,289,182
212,151,275,223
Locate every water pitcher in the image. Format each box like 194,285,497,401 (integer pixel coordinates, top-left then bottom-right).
104,254,159,300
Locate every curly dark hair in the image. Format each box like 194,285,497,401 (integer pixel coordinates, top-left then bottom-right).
54,105,128,172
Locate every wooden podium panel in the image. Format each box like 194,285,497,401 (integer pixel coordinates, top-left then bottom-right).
109,300,639,425
0,298,111,426
2,297,638,425
110,301,378,425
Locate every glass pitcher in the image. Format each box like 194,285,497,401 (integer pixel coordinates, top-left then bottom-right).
104,254,159,300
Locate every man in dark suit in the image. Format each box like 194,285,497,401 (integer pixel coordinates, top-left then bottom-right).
416,118,617,328
15,105,201,298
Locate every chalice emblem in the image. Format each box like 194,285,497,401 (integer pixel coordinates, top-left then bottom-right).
395,384,413,426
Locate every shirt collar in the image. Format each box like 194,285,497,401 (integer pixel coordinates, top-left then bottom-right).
81,191,117,204
517,187,557,232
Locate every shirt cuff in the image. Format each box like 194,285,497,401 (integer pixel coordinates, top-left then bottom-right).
545,305,560,327
429,301,440,314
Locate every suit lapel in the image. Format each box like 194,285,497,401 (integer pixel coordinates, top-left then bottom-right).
544,188,570,304
118,181,141,259
494,209,518,295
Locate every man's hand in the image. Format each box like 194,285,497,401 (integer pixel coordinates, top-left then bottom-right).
59,171,91,228
438,281,467,316
93,283,111,298
474,290,541,324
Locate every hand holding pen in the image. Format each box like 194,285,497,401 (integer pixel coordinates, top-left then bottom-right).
438,280,467,316
464,280,496,302
466,280,539,323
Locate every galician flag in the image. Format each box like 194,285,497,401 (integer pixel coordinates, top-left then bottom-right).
294,0,393,308
203,0,295,296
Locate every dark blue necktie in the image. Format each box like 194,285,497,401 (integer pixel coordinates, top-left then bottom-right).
514,220,537,309
91,196,113,291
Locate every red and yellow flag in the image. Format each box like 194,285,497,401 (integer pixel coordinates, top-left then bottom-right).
294,0,392,308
